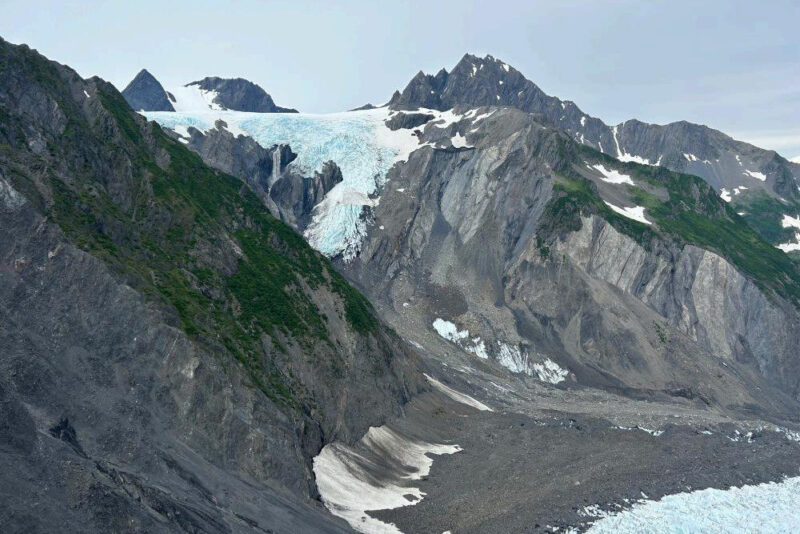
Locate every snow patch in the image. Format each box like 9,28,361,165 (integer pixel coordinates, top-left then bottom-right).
604,202,652,225
450,132,471,148
496,342,568,383
432,319,488,359
744,169,767,181
83,89,90,98
432,318,469,343
777,215,800,252
168,84,223,112
532,358,569,384
781,214,800,230
580,116,586,127
591,164,634,186
313,426,461,534
424,374,493,411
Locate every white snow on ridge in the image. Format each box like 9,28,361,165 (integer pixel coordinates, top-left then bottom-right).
581,476,800,533
777,235,800,253
744,169,767,181
591,164,634,186
145,107,425,260
313,426,461,534
791,155,800,163
781,214,800,230
168,84,223,112
719,186,748,202
424,374,493,411
604,202,652,225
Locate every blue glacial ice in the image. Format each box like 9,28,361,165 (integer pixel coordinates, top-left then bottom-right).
144,108,420,260
578,476,800,533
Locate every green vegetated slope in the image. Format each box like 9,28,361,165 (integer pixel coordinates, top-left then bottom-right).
0,39,402,418
540,143,800,305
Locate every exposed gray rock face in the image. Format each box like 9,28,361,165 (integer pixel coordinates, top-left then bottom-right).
121,68,175,111
270,161,343,230
388,54,800,202
343,106,800,411
187,76,298,112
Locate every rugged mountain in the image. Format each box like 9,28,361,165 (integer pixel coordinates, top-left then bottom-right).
121,68,175,111
342,105,800,408
181,76,298,113
0,38,423,532
389,54,800,248
150,98,800,533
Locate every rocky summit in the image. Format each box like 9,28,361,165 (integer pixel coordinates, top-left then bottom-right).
2,22,800,534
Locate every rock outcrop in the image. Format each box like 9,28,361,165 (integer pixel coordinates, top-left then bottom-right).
344,106,800,411
187,76,298,112
121,68,175,111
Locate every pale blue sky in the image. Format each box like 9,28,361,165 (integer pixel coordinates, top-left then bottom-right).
3,0,799,157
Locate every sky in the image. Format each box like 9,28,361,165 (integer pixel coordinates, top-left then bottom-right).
2,0,799,158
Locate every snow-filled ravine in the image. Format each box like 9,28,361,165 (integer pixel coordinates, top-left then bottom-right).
572,476,800,533
144,108,421,261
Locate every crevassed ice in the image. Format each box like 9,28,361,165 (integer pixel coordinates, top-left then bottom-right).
580,476,800,533
144,108,420,260
496,342,568,383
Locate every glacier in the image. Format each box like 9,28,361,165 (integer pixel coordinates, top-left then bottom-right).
143,108,420,260
575,476,800,533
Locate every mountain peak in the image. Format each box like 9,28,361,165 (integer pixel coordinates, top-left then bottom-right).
389,52,538,112
182,76,298,113
121,68,174,111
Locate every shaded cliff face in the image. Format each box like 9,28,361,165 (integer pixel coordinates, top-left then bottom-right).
389,54,800,245
343,106,800,411
121,68,175,111
0,38,421,532
186,76,298,113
